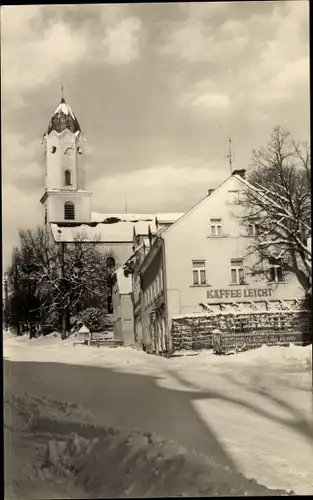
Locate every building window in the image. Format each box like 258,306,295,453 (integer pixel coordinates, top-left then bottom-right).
65,170,72,186
210,219,222,237
64,201,75,220
192,260,206,285
247,223,259,236
269,258,284,282
231,259,245,284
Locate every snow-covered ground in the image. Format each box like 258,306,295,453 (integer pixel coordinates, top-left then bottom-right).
3,330,313,494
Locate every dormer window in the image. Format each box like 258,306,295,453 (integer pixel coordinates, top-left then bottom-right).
64,170,72,186
210,219,222,237
64,201,75,220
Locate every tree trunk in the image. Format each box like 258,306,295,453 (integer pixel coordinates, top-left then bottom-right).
61,311,67,340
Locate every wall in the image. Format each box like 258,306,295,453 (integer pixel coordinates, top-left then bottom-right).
140,247,165,351
46,130,80,191
121,295,134,346
163,176,304,327
112,280,122,340
44,128,91,223
47,191,92,222
97,243,133,268
112,276,134,345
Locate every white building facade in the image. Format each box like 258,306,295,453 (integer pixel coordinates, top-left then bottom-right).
128,171,306,354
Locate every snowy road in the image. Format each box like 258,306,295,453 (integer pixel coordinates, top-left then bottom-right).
4,333,313,494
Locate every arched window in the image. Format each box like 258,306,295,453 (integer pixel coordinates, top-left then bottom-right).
64,170,72,186
64,201,75,220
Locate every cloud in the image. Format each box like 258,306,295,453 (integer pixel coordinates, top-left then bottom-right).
159,4,248,63
2,183,42,266
1,3,309,269
2,133,43,188
1,5,142,103
233,2,309,118
1,8,88,101
181,79,231,113
93,16,142,65
90,164,224,215
178,2,228,20
163,1,309,124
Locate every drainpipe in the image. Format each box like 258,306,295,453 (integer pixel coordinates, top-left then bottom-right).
160,236,172,356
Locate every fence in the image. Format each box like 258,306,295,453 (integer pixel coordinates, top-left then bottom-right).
171,310,312,353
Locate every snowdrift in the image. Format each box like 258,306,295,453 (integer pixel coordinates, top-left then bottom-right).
41,426,291,497
6,393,291,497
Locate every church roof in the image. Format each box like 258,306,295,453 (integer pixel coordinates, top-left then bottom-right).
47,97,81,135
49,214,183,244
50,221,135,243
91,212,184,224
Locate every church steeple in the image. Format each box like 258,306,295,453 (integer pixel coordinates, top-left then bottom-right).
47,95,81,135
40,93,91,225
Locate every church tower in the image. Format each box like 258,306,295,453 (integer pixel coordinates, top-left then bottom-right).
40,95,92,224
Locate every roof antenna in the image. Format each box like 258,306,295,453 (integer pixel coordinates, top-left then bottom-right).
226,137,233,174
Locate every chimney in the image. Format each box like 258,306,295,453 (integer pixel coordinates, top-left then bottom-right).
232,169,246,179
208,189,215,196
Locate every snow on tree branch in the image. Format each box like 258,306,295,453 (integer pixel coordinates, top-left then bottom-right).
237,126,311,295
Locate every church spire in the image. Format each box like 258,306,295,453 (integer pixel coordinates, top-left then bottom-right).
47,91,81,135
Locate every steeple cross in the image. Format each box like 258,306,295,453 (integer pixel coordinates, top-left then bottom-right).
61,84,64,100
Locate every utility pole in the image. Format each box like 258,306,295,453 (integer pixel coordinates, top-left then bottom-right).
227,137,233,174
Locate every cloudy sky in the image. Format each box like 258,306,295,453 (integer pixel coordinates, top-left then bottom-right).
1,1,309,268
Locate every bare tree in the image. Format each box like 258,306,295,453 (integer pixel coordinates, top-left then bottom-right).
239,126,311,296
7,226,114,338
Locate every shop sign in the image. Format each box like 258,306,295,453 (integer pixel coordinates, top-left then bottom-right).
207,288,273,300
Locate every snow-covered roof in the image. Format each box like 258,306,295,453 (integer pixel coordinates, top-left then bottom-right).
91,212,183,224
50,216,157,244
78,324,90,333
47,97,81,135
91,212,154,222
114,267,132,295
173,309,305,319
50,221,134,243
